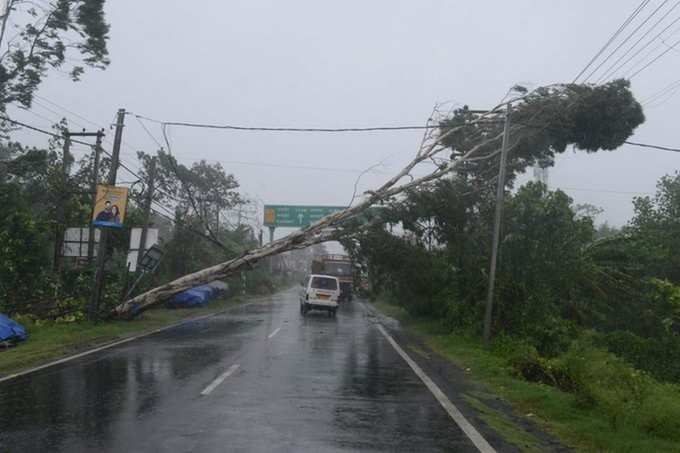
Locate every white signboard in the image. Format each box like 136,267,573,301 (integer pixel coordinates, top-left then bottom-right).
63,228,100,257
126,228,159,272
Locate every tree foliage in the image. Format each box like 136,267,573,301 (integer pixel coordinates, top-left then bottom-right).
440,79,644,187
0,0,110,110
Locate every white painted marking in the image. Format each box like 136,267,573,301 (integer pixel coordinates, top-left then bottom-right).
200,364,240,396
267,327,281,339
376,324,496,453
0,311,230,384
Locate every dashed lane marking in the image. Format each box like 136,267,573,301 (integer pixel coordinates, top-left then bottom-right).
376,324,496,453
200,363,240,396
267,327,282,339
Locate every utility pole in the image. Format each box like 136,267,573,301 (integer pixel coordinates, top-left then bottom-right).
53,132,71,273
137,155,157,270
483,103,512,345
0,0,12,51
89,109,126,321
87,130,105,263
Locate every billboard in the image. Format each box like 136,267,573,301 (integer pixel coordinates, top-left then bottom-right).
92,185,128,228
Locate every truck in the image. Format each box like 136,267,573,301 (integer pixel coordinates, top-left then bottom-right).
311,254,353,301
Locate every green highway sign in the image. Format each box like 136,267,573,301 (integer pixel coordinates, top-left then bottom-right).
264,205,345,228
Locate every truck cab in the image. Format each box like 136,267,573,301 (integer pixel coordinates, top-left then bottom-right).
311,254,354,301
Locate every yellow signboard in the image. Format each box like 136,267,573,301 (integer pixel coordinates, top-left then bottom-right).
92,185,128,228
264,207,276,225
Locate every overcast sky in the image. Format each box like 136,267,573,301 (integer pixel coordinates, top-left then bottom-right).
9,0,680,234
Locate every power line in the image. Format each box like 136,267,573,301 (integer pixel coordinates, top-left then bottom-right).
168,155,388,175
1,116,95,147
11,113,680,158
33,94,103,130
32,98,91,131
624,140,680,152
135,116,372,177
629,35,680,78
604,20,680,81
642,77,680,106
596,1,680,83
560,186,654,195
136,114,436,132
135,115,164,149
572,0,651,83
584,0,672,83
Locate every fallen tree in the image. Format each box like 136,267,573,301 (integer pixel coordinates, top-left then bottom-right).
112,80,644,318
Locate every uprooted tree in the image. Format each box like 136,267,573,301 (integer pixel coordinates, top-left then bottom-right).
112,79,644,318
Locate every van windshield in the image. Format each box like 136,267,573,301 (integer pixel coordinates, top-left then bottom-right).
311,276,337,290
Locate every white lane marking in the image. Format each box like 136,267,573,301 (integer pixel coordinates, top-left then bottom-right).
200,363,240,396
267,327,282,339
376,324,496,453
0,310,228,385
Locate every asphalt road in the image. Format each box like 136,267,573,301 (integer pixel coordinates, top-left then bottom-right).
0,288,489,452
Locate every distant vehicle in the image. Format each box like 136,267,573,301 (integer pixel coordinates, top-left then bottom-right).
299,274,340,317
311,254,354,301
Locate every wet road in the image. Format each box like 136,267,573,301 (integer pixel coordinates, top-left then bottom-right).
0,288,482,452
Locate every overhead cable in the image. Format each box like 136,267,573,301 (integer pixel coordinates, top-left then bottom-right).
629,35,680,77
596,0,680,82
583,0,672,83
572,0,651,83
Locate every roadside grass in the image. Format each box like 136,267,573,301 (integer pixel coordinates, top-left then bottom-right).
0,296,245,377
371,301,680,453
462,394,543,453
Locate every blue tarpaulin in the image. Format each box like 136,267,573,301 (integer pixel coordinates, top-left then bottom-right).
166,284,219,309
0,314,28,342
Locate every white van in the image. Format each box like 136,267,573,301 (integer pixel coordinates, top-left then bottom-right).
299,274,340,317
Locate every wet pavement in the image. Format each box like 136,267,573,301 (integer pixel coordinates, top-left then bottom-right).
0,288,482,452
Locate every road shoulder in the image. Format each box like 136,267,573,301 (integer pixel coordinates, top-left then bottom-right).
0,296,248,380
364,300,570,453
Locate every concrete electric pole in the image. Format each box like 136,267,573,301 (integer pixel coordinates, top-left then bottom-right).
89,109,126,321
53,132,71,273
483,103,512,345
87,130,105,264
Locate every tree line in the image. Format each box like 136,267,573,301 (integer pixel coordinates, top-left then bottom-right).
0,135,296,320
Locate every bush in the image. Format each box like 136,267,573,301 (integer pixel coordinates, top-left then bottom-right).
637,382,680,441
599,330,680,384
504,336,680,441
562,343,651,425
501,335,576,392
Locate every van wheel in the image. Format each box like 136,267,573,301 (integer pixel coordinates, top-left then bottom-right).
332,308,337,317
301,303,307,316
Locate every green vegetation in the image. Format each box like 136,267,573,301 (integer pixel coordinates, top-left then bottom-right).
462,394,543,453
0,296,245,376
377,308,680,452
0,135,309,323
342,82,680,451
0,1,110,111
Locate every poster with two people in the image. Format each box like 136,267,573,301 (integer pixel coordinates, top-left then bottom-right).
92,185,128,228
